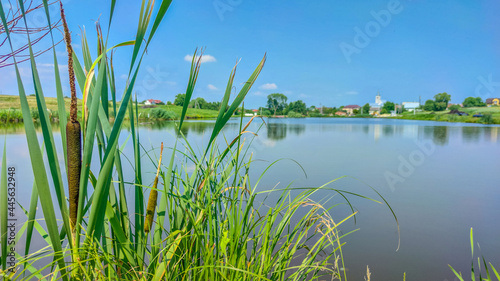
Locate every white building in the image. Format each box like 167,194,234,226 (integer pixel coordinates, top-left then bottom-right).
402,102,420,111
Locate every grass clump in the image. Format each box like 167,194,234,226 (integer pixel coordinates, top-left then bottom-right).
0,109,23,123
449,228,500,281
148,107,178,120
286,110,304,118
480,114,493,124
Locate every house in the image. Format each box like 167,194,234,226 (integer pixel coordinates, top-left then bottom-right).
335,111,347,116
369,107,380,115
402,102,420,111
144,99,163,105
343,105,360,115
486,98,500,107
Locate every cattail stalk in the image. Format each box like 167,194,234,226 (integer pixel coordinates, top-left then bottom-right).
145,143,164,233
61,2,81,231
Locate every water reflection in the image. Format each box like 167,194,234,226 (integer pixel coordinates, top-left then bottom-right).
139,121,238,137
382,125,395,137
432,126,449,146
421,126,449,146
267,123,306,140
1,119,498,147
0,122,53,134
485,127,499,143
461,126,481,143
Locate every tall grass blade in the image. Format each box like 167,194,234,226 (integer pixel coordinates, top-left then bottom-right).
206,54,266,154
1,3,69,279
42,0,68,167
16,0,74,248
178,49,202,131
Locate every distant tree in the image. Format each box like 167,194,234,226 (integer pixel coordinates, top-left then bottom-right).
204,101,221,111
434,102,447,111
267,93,288,115
434,92,451,106
286,100,307,114
362,103,370,114
174,93,186,106
189,97,207,109
353,109,360,115
322,107,334,115
463,97,486,107
449,104,460,111
381,101,395,114
423,100,435,111
167,101,172,105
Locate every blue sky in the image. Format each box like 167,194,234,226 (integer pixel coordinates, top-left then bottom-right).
1,0,499,109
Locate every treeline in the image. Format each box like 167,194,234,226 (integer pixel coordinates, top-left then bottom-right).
171,94,221,111
423,93,493,111
262,93,372,117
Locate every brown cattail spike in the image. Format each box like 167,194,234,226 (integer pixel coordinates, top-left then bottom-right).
61,2,81,230
145,143,164,233
60,2,77,123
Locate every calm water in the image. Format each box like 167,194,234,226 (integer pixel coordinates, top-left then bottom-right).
2,118,499,280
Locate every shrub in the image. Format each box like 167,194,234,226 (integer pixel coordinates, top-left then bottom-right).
0,110,8,122
30,108,39,121
480,114,493,124
447,114,458,122
287,111,303,118
149,108,178,120
9,109,23,122
308,112,323,117
449,105,460,111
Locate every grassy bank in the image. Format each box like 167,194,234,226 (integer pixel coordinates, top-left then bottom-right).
0,94,219,123
392,107,500,124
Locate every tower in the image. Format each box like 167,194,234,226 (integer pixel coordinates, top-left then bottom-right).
376,91,381,105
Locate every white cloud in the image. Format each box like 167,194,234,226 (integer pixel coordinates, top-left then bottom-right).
184,54,216,63
252,91,264,96
120,74,128,80
299,93,309,98
345,91,358,95
207,84,218,91
259,83,278,90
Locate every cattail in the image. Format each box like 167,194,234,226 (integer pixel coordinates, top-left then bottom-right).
61,2,81,230
145,143,164,233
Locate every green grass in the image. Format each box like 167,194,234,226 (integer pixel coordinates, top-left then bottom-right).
449,228,500,281
0,95,219,122
395,107,500,124
0,94,83,112
137,104,219,119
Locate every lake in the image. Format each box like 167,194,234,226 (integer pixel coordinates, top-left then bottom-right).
2,117,499,280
